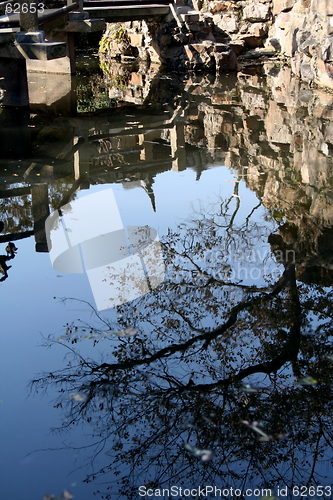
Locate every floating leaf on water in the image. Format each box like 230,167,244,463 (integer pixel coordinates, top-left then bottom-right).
241,383,259,393
181,422,195,429
326,355,333,361
115,327,139,337
297,376,317,386
184,443,213,462
258,436,272,442
63,490,73,499
81,333,100,340
275,433,288,440
202,416,217,427
240,420,272,441
68,392,87,402
200,449,213,462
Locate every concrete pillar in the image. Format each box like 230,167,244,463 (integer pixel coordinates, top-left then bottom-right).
27,72,77,115
26,32,76,74
0,58,29,107
31,184,50,252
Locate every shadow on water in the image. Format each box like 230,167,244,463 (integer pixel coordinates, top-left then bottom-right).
1,56,333,499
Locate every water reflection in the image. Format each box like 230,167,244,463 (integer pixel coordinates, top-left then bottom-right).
32,196,333,498
46,188,165,309
1,60,333,498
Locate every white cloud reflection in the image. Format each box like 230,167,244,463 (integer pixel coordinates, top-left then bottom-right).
45,188,165,310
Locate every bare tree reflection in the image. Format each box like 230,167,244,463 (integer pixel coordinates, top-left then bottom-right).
31,194,333,498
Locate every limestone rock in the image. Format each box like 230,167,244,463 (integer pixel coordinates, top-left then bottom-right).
210,1,240,13
213,13,239,33
272,0,298,15
243,3,270,22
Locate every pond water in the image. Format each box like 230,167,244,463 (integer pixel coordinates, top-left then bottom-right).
1,55,333,500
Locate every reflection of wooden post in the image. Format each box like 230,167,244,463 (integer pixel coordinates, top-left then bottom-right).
31,184,50,252
170,123,186,171
74,137,90,189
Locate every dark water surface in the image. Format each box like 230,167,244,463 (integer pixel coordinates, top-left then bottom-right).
1,56,333,500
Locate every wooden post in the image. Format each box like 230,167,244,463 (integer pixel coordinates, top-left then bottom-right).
67,0,83,11
19,0,38,31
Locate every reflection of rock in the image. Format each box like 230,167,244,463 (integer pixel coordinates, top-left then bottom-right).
3,62,333,275
172,64,333,285
269,222,333,286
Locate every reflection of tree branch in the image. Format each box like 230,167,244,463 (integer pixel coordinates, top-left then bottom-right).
168,301,205,333
58,297,112,330
226,182,240,234
92,266,292,376
162,242,272,293
163,265,302,393
245,201,262,227
307,423,322,484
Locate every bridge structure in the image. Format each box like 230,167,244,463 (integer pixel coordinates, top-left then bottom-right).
0,0,171,106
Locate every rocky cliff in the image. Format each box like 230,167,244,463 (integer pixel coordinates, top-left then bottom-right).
99,0,333,88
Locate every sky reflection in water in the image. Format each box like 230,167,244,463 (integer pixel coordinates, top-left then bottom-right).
1,59,333,500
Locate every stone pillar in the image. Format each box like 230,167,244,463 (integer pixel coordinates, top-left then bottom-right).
26,32,76,74
27,71,77,115
31,184,50,252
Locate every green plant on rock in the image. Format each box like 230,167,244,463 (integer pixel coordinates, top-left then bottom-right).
99,25,129,53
